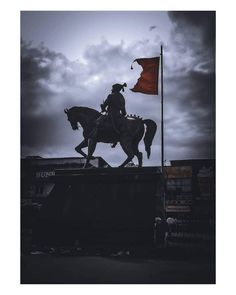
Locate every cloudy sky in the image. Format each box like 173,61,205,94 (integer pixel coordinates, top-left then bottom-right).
21,11,215,167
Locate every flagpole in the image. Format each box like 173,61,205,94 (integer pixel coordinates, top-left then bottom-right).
160,45,164,172
160,45,166,220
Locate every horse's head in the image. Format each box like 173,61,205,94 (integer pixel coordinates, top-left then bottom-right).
64,108,78,130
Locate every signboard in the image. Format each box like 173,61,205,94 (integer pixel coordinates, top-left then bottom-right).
166,200,192,205
164,166,192,178
36,171,55,178
166,205,191,212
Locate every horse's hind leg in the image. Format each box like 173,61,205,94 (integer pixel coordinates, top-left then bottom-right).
133,143,143,167
83,138,97,168
133,126,144,167
119,139,134,168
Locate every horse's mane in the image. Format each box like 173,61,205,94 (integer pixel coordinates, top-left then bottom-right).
69,106,100,118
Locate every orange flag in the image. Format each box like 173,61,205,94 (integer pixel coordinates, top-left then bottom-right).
130,57,160,95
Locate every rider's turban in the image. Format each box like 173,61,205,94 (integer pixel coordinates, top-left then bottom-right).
112,83,127,92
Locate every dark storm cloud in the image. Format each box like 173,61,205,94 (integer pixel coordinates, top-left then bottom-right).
163,11,215,160
21,40,88,158
163,73,215,159
168,11,215,50
21,39,88,117
167,11,215,73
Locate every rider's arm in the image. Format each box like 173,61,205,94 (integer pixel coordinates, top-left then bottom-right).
120,94,127,116
101,95,110,112
121,107,127,116
103,95,110,108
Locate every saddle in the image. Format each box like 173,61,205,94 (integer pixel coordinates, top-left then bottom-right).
96,114,126,135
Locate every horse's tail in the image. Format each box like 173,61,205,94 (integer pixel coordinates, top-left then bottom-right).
142,119,157,159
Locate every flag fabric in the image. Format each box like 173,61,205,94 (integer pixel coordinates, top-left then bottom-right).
130,57,160,95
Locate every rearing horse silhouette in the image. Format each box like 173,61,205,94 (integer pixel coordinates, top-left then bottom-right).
64,106,157,168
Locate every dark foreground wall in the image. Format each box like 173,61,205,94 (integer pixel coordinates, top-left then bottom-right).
33,167,163,247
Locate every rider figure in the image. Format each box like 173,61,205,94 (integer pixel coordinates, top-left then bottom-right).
100,82,127,128
92,83,127,146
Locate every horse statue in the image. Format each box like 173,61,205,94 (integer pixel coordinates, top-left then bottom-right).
64,106,157,168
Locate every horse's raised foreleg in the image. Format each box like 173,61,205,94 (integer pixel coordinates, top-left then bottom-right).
75,140,96,160
119,139,134,168
75,139,88,158
83,138,97,168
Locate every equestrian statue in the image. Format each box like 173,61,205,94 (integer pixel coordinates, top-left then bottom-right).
64,83,157,168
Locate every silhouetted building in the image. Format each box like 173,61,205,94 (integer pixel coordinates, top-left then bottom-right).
21,157,164,246
35,167,163,246
21,157,215,247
